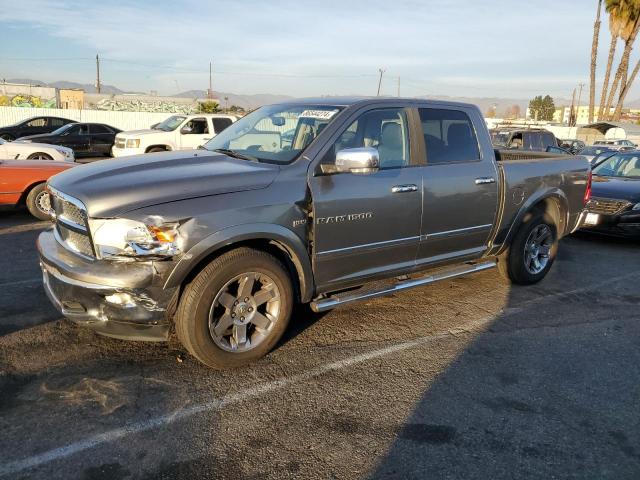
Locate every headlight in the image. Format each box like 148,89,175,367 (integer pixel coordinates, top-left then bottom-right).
55,148,72,158
89,218,181,260
633,203,640,211
126,139,140,148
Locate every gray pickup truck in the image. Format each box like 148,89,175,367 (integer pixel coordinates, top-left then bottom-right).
38,98,591,368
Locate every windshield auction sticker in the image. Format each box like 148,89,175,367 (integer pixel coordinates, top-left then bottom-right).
300,109,338,120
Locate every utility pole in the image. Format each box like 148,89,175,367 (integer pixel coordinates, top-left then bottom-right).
576,82,585,124
397,76,401,97
377,68,385,96
208,61,213,99
95,54,101,94
569,87,577,127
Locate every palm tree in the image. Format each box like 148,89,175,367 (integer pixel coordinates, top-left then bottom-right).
603,0,640,120
598,0,626,120
589,0,603,123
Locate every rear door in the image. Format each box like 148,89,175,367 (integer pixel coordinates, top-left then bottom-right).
309,106,424,290
88,124,115,155
417,106,499,266
212,117,233,136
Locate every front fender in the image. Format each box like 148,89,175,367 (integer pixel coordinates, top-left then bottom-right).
164,223,314,302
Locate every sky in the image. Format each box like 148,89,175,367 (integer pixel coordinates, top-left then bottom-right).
0,0,633,101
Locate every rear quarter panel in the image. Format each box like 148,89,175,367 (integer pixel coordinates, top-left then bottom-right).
492,154,590,249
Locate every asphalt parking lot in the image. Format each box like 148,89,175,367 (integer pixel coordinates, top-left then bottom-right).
1,210,639,480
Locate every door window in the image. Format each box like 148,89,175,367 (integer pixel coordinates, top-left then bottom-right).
50,118,66,127
89,124,111,134
212,118,233,133
78,124,89,135
419,108,480,164
26,118,47,128
326,108,410,169
183,118,209,134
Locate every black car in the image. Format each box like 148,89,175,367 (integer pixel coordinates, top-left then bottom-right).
583,151,640,237
490,128,559,151
17,122,121,157
0,116,74,141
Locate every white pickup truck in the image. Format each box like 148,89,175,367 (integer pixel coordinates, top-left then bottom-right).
112,114,238,157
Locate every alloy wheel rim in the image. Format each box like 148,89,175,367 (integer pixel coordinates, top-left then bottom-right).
35,191,51,215
524,224,552,274
208,271,280,352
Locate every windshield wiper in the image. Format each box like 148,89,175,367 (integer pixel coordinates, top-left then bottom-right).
212,148,259,162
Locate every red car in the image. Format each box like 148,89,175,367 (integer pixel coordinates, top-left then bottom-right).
0,159,75,220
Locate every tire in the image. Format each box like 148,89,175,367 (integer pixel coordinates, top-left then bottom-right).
176,247,294,369
25,184,51,221
147,147,166,153
498,213,558,285
27,152,53,160
0,134,13,141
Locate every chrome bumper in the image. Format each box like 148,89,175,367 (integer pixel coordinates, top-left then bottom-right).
38,229,176,342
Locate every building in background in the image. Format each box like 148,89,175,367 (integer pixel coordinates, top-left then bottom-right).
58,89,84,109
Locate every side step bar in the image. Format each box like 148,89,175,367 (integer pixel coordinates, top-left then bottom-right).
310,260,497,313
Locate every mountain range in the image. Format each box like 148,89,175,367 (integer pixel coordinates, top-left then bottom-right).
8,78,639,113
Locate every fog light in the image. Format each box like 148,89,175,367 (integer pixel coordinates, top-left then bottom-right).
104,292,136,308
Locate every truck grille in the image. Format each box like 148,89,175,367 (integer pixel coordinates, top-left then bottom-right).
586,197,632,216
50,189,95,258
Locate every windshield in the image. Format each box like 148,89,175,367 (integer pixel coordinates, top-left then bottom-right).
593,153,640,178
203,104,343,164
154,115,187,132
490,131,510,147
50,123,77,135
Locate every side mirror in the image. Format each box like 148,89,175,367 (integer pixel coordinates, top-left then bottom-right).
180,125,193,134
334,147,380,174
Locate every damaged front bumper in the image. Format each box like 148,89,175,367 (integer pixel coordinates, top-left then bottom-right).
37,229,177,341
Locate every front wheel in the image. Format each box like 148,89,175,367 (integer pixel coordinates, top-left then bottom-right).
175,248,294,368
25,184,51,220
498,213,558,285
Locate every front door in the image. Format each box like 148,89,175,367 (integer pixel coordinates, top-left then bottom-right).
179,117,211,150
417,107,499,265
310,107,423,290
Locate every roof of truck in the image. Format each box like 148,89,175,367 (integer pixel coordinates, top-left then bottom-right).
276,96,479,109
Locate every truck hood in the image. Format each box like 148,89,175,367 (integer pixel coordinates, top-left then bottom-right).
48,150,280,218
117,129,165,138
592,175,640,203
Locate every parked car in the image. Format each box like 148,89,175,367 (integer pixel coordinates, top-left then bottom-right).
0,137,74,162
577,145,616,163
0,159,75,219
593,139,637,151
16,122,121,158
111,114,238,157
582,151,640,237
559,139,586,154
39,98,590,368
490,128,559,151
0,116,74,141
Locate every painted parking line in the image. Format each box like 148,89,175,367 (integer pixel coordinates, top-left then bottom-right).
0,278,41,288
1,269,639,477
0,222,49,235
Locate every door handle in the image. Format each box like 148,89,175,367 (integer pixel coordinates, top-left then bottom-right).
475,177,496,185
391,184,418,193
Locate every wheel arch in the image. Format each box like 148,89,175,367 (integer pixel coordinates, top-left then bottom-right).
496,188,569,254
144,144,173,153
164,224,314,303
17,180,46,206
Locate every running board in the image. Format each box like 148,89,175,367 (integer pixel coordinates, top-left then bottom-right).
310,260,497,313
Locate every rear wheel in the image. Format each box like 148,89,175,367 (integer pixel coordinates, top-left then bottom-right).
0,134,13,141
27,152,53,160
176,248,294,369
498,213,558,285
25,184,51,221
146,147,166,153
